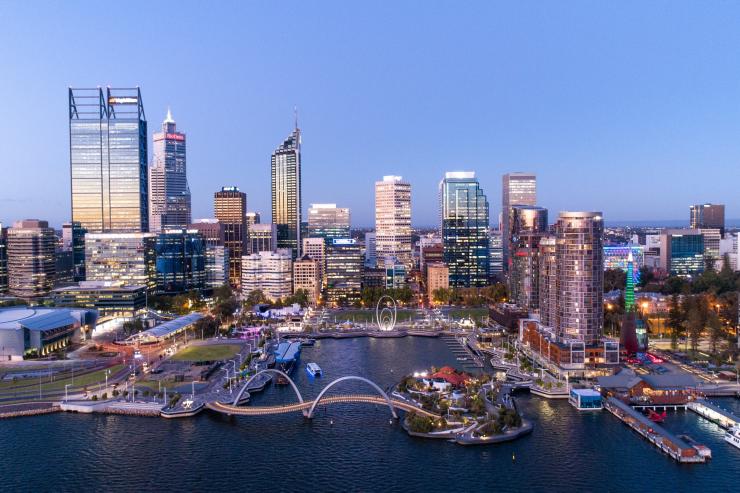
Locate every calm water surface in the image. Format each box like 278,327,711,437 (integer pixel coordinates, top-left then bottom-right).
1,337,739,492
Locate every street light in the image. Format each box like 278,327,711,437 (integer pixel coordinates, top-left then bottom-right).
64,384,71,402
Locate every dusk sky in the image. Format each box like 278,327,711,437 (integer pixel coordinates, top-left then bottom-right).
2,1,740,228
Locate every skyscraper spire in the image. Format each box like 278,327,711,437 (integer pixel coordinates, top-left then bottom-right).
294,105,298,130
164,106,175,124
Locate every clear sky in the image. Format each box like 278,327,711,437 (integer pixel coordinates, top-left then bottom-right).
1,1,740,228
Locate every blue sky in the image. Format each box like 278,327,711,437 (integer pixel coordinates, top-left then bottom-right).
1,1,739,228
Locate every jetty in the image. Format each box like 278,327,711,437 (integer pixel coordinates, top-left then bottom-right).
604,397,708,463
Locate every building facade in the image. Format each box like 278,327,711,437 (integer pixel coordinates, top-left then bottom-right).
69,87,148,233
426,263,449,304
62,221,86,281
659,229,705,277
214,187,247,288
7,220,56,298
149,109,191,232
307,204,350,243
690,203,725,235
85,233,156,290
501,173,536,273
508,206,548,311
0,226,7,294
241,251,293,301
553,212,604,345
537,237,557,327
249,223,277,254
439,172,490,287
154,229,206,293
364,232,377,268
271,127,302,258
375,176,412,268
52,281,147,319
302,237,326,286
293,255,321,305
326,239,363,305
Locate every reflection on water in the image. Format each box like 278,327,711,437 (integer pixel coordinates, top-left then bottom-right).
1,337,739,492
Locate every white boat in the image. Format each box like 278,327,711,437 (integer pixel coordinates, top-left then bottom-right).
725,425,740,450
306,362,322,377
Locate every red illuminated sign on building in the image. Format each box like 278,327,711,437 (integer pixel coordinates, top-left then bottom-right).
166,133,185,141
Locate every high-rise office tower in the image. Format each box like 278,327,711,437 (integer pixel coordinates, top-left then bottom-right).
62,221,86,281
154,229,206,293
214,187,247,288
501,173,536,272
553,212,604,345
488,229,503,277
439,172,490,287
326,239,363,305
508,206,548,311
149,109,191,232
690,203,725,235
7,220,57,298
375,176,412,268
271,125,302,258
69,87,148,233
0,225,7,294
189,220,229,290
659,229,705,277
307,204,350,243
188,219,224,247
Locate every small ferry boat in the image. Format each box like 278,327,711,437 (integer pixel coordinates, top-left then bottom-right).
725,425,740,450
456,357,468,361
306,362,322,377
568,388,603,411
301,338,316,347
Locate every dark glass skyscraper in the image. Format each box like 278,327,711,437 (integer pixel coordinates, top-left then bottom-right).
69,87,148,233
155,229,206,293
439,172,490,287
271,126,302,258
214,187,247,288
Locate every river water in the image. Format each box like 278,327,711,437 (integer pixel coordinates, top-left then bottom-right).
1,337,739,492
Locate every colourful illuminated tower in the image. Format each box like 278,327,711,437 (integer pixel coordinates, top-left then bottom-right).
625,250,635,312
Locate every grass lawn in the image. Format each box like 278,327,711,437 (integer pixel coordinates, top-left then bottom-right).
170,344,241,362
448,307,489,320
330,310,417,323
0,364,125,393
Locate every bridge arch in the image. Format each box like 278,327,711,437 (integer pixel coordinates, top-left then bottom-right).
232,369,304,406
306,376,398,419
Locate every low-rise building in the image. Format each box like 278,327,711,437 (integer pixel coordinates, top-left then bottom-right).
426,262,449,303
52,281,147,319
0,306,97,360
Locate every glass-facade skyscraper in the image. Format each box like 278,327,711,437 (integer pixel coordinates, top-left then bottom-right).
149,108,191,232
501,173,536,273
375,175,412,269
214,187,247,288
155,229,206,293
69,87,148,233
439,172,490,287
271,127,302,259
508,205,548,311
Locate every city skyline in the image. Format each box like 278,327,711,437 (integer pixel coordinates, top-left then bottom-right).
3,3,740,228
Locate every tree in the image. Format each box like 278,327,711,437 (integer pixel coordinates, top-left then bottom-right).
667,294,684,350
244,289,268,307
121,318,145,337
708,310,724,354
637,267,655,288
432,288,452,305
193,316,219,339
685,304,703,353
604,268,627,292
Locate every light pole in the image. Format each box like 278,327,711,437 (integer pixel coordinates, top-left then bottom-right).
64,384,71,402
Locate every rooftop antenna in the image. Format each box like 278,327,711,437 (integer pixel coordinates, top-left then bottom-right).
294,105,298,130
